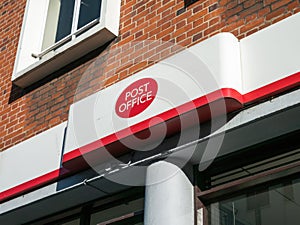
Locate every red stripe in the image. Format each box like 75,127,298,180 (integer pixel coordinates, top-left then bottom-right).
243,72,300,103
63,88,244,163
1,72,299,203
0,170,61,202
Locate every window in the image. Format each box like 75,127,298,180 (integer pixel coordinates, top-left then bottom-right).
195,132,300,225
59,218,80,225
208,177,300,225
13,0,121,88
26,196,144,225
41,0,102,52
90,198,144,225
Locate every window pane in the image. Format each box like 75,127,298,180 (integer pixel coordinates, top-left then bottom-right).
55,0,75,42
90,198,144,225
209,178,300,225
77,0,101,29
60,218,80,225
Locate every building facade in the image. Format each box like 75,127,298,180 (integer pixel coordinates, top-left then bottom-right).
0,0,300,224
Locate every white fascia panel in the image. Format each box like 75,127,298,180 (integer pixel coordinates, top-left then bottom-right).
188,32,243,93
240,12,300,93
64,33,242,154
0,122,66,192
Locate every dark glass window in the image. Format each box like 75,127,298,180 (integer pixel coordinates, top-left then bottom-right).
26,193,144,225
78,0,101,29
55,0,101,43
208,178,300,225
55,0,75,42
90,198,144,225
60,219,80,225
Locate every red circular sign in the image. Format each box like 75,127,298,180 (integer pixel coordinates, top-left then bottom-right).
115,78,158,118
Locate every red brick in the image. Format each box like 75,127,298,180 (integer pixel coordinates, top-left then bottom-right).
174,24,193,37
264,0,277,6
271,0,290,10
240,17,264,33
258,6,271,17
128,61,148,74
209,17,221,26
272,12,292,23
266,7,286,21
224,5,243,18
287,1,299,11
176,33,187,42
227,0,239,9
239,2,264,18
176,20,187,29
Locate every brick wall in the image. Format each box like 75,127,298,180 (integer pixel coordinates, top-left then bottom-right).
0,0,299,151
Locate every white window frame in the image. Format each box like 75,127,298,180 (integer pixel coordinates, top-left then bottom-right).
12,0,121,88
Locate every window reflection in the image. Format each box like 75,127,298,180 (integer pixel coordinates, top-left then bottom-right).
209,178,300,225
90,198,144,225
55,0,75,42
60,219,80,225
78,0,101,29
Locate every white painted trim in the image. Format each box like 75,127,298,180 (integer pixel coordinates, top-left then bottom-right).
12,0,121,88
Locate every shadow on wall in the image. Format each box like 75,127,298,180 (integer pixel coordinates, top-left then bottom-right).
8,41,113,103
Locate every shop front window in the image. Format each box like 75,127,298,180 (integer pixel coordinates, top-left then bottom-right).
90,198,144,225
26,196,144,225
209,178,300,225
60,219,81,225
